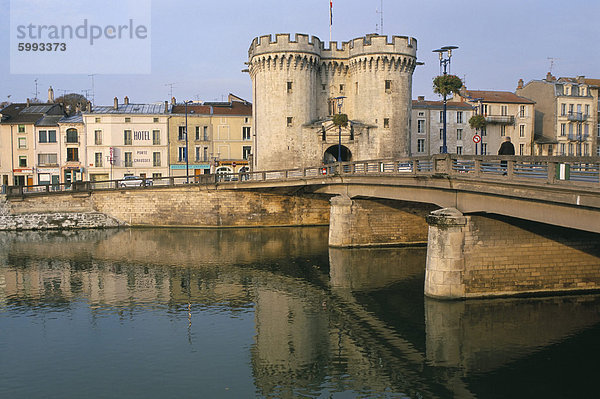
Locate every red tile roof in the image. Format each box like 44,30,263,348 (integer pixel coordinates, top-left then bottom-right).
171,104,212,115
462,90,535,104
211,101,252,116
412,100,473,109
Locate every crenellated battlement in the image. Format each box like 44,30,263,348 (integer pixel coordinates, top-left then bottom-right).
249,33,417,61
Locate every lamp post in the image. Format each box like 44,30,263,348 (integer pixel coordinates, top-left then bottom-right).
334,96,346,163
433,46,458,154
184,100,192,183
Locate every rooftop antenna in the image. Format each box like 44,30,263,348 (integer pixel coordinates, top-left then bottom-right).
547,57,559,74
88,74,96,104
81,89,92,99
376,0,384,35
165,82,176,99
33,78,39,101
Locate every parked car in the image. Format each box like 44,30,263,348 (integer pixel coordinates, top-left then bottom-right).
119,176,153,187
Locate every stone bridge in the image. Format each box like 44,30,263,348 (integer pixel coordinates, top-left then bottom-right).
2,154,600,299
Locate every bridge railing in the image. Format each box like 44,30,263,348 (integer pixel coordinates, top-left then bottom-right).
5,155,599,198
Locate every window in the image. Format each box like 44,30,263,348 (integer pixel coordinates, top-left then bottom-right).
585,104,590,116
548,144,553,156
18,156,27,167
124,152,133,167
560,143,566,155
152,173,162,179
560,123,566,136
38,153,57,165
418,112,424,117
66,148,79,162
456,111,463,123
481,143,488,155
584,143,589,156
195,147,201,161
95,117,101,123
95,152,103,167
417,119,425,134
569,104,574,114
500,125,506,137
178,126,186,140
203,147,208,162
125,117,131,123
322,84,326,91
287,81,293,93
439,129,443,140
456,146,463,155
287,117,293,127
519,143,525,155
519,125,525,137
385,80,391,92
243,126,251,140
417,139,425,153
519,105,525,118
18,137,26,149
597,123,600,137
95,130,102,145
153,152,161,167
355,82,358,94
48,130,56,143
439,146,444,154
584,124,589,138
152,130,160,145
501,106,508,116
153,117,159,123
244,117,249,124
339,84,344,92
124,130,132,145
481,127,487,136
18,125,25,133
383,118,389,128
38,130,47,143
457,129,463,140
569,123,573,138
178,147,187,162
195,126,200,140
439,111,444,123
243,146,252,160
561,104,566,116
203,126,209,140
66,128,78,143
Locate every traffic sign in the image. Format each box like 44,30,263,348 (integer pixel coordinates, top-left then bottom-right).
473,134,481,143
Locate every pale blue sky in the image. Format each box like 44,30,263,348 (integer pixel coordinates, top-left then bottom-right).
1,0,599,105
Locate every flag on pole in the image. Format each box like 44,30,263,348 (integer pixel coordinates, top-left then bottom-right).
329,0,333,26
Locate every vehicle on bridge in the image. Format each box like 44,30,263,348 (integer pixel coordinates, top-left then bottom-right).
119,176,153,188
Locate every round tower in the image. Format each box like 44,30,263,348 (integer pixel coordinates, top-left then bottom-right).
248,33,418,171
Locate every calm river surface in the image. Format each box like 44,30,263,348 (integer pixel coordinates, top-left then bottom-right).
1,227,599,398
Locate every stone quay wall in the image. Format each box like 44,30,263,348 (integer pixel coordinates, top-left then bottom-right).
1,187,331,230
426,208,600,299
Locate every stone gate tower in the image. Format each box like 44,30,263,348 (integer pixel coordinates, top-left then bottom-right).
248,33,418,170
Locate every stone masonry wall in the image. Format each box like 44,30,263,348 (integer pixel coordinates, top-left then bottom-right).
425,208,600,299
329,195,436,247
1,188,330,230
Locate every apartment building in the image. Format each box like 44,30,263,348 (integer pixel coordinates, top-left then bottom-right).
411,97,475,155
454,90,535,155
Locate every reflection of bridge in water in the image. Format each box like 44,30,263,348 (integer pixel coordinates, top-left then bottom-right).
1,228,599,398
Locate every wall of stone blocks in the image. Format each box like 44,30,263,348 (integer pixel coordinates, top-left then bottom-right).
90,187,330,227
329,196,437,247
463,215,600,296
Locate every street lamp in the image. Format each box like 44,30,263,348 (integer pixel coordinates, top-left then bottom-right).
334,96,346,163
433,45,458,154
184,100,192,183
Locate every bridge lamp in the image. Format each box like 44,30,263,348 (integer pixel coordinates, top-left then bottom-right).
433,45,458,154
184,100,192,183
334,96,346,164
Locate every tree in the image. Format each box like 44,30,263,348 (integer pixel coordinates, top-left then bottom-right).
332,113,348,127
468,114,486,130
55,93,88,115
433,75,463,97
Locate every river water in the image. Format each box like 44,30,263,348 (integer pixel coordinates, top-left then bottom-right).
0,227,599,398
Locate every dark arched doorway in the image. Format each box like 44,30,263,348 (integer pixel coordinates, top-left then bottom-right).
323,145,352,163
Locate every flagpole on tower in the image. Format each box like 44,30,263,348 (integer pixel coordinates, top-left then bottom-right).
329,0,332,42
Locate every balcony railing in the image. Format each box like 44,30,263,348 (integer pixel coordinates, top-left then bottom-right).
484,115,515,124
567,112,588,122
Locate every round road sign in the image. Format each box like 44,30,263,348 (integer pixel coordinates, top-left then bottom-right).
472,134,481,143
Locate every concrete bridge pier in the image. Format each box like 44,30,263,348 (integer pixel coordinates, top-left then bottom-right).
328,195,435,248
425,208,600,299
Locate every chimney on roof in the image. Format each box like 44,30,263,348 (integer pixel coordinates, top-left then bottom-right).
417,96,425,101
48,86,54,103
517,79,524,89
164,101,168,113
124,96,129,105
546,72,555,82
171,97,176,105
577,75,585,84
87,101,92,112
26,98,30,107
113,97,118,110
